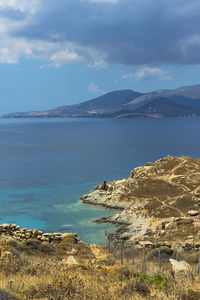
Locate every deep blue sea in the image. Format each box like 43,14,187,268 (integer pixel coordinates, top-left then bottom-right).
0,117,200,245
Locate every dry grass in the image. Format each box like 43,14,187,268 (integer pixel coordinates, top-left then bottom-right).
0,252,199,300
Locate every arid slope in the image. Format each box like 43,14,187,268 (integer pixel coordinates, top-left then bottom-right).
81,156,200,241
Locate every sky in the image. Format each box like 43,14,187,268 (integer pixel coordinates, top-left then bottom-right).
1,0,200,113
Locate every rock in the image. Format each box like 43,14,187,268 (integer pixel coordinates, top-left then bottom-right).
43,233,53,237
177,218,194,225
185,242,194,249
63,256,79,265
32,229,38,236
162,241,171,248
165,222,176,230
2,224,11,229
179,242,186,248
187,210,199,216
25,233,31,239
10,224,17,229
160,230,165,236
52,233,62,236
139,241,154,247
66,248,77,255
40,236,47,241
147,247,173,261
194,242,200,248
51,236,62,241
169,259,192,281
62,233,80,243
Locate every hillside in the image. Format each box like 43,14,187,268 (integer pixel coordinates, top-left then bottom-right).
2,84,200,118
1,90,143,118
114,97,200,118
81,155,200,243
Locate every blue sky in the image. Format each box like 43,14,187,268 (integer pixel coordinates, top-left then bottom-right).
0,0,200,113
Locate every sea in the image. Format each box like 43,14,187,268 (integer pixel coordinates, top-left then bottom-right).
0,117,200,245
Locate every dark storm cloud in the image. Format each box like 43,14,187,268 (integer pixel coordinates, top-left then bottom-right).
3,0,200,65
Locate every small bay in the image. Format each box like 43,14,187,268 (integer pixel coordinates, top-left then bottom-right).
0,117,200,244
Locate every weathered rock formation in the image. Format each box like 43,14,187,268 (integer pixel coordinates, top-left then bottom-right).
81,155,200,250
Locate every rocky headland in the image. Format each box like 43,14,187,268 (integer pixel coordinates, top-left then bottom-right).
81,155,200,251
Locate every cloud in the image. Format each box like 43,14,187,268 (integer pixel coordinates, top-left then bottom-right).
49,50,83,67
135,67,173,80
0,34,86,65
121,67,173,81
88,82,104,94
0,0,39,13
0,0,200,66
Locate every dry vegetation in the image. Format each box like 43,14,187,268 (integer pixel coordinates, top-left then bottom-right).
0,237,200,300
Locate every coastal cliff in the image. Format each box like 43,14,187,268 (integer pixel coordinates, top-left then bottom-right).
81,155,200,249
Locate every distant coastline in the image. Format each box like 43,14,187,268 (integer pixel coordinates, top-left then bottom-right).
1,84,200,119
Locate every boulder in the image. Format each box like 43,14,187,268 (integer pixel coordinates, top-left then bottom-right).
169,259,192,281
187,210,199,216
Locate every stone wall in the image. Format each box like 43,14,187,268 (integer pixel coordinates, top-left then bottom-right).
0,224,79,243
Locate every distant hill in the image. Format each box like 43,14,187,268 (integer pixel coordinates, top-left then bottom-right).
2,84,200,118
113,97,200,118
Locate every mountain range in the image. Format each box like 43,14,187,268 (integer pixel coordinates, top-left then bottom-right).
2,84,200,118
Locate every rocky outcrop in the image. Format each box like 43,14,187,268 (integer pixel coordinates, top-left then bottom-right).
169,259,193,281
81,155,200,249
0,224,80,243
81,180,150,239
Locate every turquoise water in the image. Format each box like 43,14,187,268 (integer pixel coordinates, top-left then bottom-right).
0,117,200,244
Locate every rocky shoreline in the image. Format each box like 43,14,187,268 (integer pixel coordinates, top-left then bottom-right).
81,178,151,240
81,155,200,249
